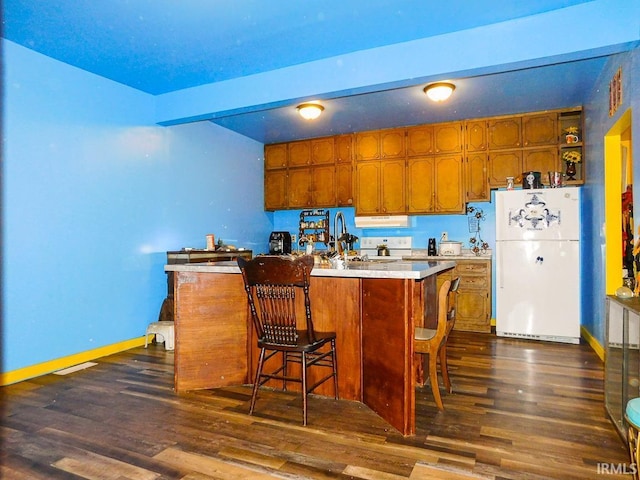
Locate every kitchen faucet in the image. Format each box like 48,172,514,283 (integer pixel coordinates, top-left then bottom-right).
333,211,347,255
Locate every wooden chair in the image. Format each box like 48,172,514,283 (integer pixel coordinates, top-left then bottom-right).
414,277,458,410
237,255,338,425
439,276,460,394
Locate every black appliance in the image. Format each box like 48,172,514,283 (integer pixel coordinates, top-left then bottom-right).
269,231,292,255
428,238,437,256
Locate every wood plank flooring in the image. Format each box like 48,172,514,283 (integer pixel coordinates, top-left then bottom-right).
0,331,633,479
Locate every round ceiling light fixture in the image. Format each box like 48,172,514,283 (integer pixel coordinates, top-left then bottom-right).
423,82,456,102
297,103,324,120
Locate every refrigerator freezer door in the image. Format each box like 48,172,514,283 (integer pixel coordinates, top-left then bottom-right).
496,240,580,343
496,187,581,241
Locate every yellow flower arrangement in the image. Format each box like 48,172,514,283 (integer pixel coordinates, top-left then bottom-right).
562,150,582,163
564,126,580,134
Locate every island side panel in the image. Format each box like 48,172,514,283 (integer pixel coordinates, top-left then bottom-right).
361,278,416,436
174,271,248,392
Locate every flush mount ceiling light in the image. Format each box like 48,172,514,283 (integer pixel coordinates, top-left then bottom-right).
297,103,324,120
423,82,456,102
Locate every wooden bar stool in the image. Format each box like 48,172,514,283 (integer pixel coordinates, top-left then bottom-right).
626,397,640,479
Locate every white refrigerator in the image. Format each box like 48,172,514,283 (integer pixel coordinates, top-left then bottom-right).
495,187,581,344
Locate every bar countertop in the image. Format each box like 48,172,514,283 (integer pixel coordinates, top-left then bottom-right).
164,259,456,280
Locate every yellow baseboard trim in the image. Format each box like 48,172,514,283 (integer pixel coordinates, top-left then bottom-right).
581,326,604,362
1,336,148,386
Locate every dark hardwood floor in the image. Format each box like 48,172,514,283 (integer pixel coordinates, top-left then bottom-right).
1,331,632,479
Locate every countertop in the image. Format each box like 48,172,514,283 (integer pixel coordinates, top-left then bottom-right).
404,248,493,261
165,259,456,280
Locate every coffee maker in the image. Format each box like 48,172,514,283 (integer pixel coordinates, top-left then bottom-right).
269,231,292,255
428,238,437,256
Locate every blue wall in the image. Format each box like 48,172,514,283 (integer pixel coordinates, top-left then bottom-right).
2,40,272,373
582,47,640,345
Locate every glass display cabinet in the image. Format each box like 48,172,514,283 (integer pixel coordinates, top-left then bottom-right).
605,295,640,441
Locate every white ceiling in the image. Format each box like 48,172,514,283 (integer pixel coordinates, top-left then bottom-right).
3,0,639,143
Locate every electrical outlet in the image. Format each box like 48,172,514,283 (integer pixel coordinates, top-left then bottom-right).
291,234,297,243
441,232,448,241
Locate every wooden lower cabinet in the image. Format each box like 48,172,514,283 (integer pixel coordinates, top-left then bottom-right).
437,258,492,333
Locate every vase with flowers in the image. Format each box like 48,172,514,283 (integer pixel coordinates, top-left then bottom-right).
562,150,582,180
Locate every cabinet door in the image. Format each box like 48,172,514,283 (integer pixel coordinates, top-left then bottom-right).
488,117,522,149
465,120,487,152
522,113,557,147
488,150,522,187
406,125,433,156
311,165,336,207
336,163,353,206
311,137,335,165
355,131,380,160
407,156,434,213
381,159,405,214
380,129,405,158
287,168,312,208
265,144,287,170
264,169,287,210
336,134,353,163
433,122,462,153
522,148,559,176
466,152,489,202
455,289,491,333
434,155,464,213
355,161,380,215
288,140,311,167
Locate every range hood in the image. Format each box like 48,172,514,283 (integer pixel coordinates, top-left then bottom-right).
354,215,410,228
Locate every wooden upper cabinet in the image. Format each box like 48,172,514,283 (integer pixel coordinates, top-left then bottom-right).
311,165,336,206
355,131,380,161
355,161,381,215
335,135,353,163
380,159,405,214
265,144,287,170
336,163,353,206
407,125,434,156
311,137,335,165
434,155,464,213
488,150,522,187
433,122,462,154
522,113,557,147
380,129,405,158
522,148,559,175
287,168,312,208
355,128,405,160
264,169,287,210
466,152,489,202
288,140,312,167
466,120,487,152
407,157,435,213
488,117,522,150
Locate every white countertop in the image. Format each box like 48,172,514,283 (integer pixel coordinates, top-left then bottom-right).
165,259,456,280
405,248,492,261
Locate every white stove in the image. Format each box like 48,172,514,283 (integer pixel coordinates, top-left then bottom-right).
359,236,413,260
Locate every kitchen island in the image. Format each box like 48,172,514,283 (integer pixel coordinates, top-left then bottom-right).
165,258,455,435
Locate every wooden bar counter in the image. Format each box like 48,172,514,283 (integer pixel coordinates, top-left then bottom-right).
165,258,455,435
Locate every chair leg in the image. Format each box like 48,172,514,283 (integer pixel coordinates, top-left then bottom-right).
428,352,444,411
249,347,267,416
282,351,288,391
439,344,452,394
301,351,308,426
331,339,338,400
